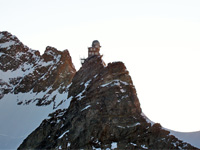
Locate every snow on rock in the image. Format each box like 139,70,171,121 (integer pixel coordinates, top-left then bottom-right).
141,144,148,149
127,122,141,128
76,79,91,100
100,79,129,88
0,31,76,149
0,41,16,48
0,33,4,39
168,130,200,149
58,130,69,139
111,142,117,149
93,74,98,78
67,142,71,147
141,112,200,149
81,105,91,111
0,62,35,83
130,143,137,146
0,87,73,149
117,122,141,129
0,52,4,57
120,89,126,93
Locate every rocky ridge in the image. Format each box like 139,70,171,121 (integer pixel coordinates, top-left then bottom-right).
19,56,198,149
0,31,76,108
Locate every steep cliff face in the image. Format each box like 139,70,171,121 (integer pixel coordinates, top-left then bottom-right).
19,56,197,150
0,31,76,107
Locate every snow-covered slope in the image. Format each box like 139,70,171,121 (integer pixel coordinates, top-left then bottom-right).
0,87,75,149
142,113,200,148
0,31,76,149
0,31,75,106
169,130,200,148
0,95,53,149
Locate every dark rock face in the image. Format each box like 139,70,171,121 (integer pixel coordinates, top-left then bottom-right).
0,31,76,107
18,56,198,150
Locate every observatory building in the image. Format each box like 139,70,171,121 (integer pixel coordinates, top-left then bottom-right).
81,40,101,65
88,40,101,57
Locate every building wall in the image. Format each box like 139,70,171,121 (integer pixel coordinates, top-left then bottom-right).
88,47,100,57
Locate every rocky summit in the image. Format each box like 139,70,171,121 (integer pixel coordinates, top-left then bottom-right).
18,56,198,149
0,31,75,108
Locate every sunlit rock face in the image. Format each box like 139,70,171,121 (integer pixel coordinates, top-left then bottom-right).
18,56,198,150
0,31,76,149
0,31,76,107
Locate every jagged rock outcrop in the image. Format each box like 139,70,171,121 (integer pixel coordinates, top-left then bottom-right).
18,56,198,150
0,31,76,107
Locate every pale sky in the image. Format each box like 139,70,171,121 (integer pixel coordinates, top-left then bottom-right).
1,0,200,132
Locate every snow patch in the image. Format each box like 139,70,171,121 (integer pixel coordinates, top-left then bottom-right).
117,126,126,129
121,95,129,99
130,142,137,146
0,33,4,39
169,130,200,148
0,93,55,149
100,80,129,88
111,142,117,149
76,79,91,100
81,105,91,111
39,60,54,67
67,142,71,147
0,62,35,83
172,142,177,147
120,89,126,93
92,146,99,150
141,144,148,149
117,123,140,128
0,41,16,48
127,122,141,128
94,74,98,78
58,130,69,139
0,52,4,57
47,89,71,109
0,82,73,149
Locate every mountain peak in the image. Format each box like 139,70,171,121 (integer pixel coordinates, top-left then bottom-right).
0,32,77,149
0,32,76,106
0,34,198,149
19,55,197,149
0,31,26,50
0,31,18,41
